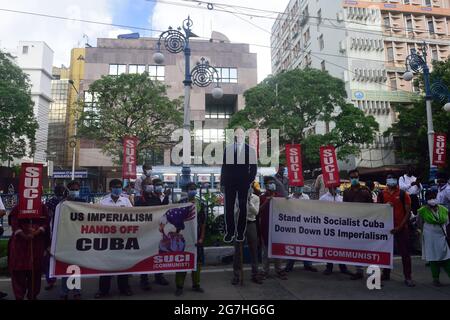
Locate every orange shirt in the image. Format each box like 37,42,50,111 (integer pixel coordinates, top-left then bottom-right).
379,188,411,227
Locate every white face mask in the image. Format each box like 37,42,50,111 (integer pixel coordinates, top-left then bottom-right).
428,199,438,207
145,170,153,177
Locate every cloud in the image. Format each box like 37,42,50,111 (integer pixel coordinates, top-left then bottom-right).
0,0,132,67
151,0,290,82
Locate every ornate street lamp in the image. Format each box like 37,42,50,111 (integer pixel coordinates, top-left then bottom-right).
153,16,223,190
403,42,450,181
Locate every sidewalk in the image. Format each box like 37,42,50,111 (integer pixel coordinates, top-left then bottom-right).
1,257,449,300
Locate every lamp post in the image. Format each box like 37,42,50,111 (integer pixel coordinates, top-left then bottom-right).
403,42,450,182
153,16,223,190
69,80,80,181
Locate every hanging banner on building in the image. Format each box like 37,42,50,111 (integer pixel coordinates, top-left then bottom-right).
269,198,394,268
433,133,447,167
18,163,44,219
50,201,197,277
122,136,138,179
320,146,340,188
286,144,304,187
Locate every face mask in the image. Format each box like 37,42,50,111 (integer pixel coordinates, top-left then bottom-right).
295,187,304,194
111,188,122,197
350,178,359,186
428,199,438,207
154,185,163,193
69,191,80,198
130,188,135,194
267,183,276,191
145,185,154,193
188,190,197,198
145,170,153,177
386,179,397,187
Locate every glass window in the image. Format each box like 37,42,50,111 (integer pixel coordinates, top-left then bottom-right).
215,67,238,83
148,65,165,81
22,46,29,54
129,64,146,74
109,64,126,75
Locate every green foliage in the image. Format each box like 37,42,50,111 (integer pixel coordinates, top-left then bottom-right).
230,68,379,169
387,59,450,176
0,50,38,162
77,73,183,164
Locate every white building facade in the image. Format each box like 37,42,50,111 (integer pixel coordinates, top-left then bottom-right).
5,41,54,165
271,0,450,169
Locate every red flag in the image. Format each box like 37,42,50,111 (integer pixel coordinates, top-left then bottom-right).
433,133,447,167
320,146,340,188
18,163,43,219
122,136,138,179
286,144,304,186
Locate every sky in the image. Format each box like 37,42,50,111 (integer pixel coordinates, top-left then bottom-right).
0,0,290,81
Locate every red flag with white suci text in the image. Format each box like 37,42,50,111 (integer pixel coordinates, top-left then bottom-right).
122,136,138,179
18,163,44,219
320,146,340,188
286,144,304,187
433,133,447,167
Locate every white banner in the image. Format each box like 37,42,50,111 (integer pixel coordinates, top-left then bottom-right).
269,198,394,268
50,201,197,277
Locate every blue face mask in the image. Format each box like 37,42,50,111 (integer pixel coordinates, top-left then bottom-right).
154,185,163,193
267,183,276,191
350,178,359,186
188,190,197,199
386,178,398,187
69,191,80,198
295,187,304,194
111,188,122,197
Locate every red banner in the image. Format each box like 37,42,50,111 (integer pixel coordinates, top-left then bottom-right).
122,136,138,179
320,146,340,188
18,163,43,219
433,133,447,167
286,144,304,186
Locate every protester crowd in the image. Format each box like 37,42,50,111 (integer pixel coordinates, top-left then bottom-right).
1,162,449,300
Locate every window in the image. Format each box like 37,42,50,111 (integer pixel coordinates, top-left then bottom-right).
431,48,438,61
304,28,311,44
387,46,394,62
129,65,146,74
406,16,413,33
318,34,324,50
83,91,99,127
22,46,29,54
195,129,225,143
109,64,126,75
424,0,431,6
384,16,390,28
428,18,435,34
148,65,165,81
390,77,397,91
214,67,238,83
321,60,326,72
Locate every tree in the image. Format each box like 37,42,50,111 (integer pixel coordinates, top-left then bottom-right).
0,50,38,163
387,59,450,176
229,68,379,169
77,73,183,164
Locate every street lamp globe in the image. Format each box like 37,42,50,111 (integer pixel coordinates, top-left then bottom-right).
153,52,165,65
443,102,450,113
403,71,414,82
212,86,223,100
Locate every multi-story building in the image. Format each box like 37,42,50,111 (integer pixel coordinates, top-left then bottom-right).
3,41,54,165
66,33,257,189
47,66,71,167
271,0,450,169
